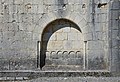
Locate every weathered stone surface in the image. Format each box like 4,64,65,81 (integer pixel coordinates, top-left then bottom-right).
0,0,120,81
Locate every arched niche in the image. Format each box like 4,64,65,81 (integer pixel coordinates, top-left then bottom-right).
40,19,84,71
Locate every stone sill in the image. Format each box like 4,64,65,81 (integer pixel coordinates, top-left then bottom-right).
0,70,112,77
0,69,110,72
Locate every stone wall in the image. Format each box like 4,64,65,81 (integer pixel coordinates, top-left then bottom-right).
0,0,119,77
109,0,120,75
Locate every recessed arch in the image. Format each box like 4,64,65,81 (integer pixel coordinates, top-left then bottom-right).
33,12,88,39
40,18,84,70
41,18,82,34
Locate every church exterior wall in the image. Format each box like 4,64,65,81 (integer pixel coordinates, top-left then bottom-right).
0,0,119,81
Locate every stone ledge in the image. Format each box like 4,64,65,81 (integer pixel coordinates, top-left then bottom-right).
0,70,112,78
0,77,29,81
0,76,120,81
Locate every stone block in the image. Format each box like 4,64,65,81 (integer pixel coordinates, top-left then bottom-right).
47,41,63,50
111,1,120,9
84,33,93,41
47,41,55,50
88,55,107,70
0,77,7,80
111,48,120,70
87,41,104,50
102,32,108,40
0,59,9,70
72,41,83,49
15,77,23,80
74,12,83,22
0,4,3,13
22,14,33,23
30,5,38,14
111,10,119,20
44,0,55,5
69,12,77,21
6,77,15,80
75,0,82,4
87,49,108,70
8,5,18,14
56,33,67,40
82,25,92,33
64,0,68,4
96,7,107,14
32,14,42,24
32,0,43,4
111,19,119,30
14,0,23,4
96,13,107,23
68,0,74,4
8,14,18,23
10,58,37,70
54,41,63,50
96,32,103,40
87,49,105,59
0,16,3,23
26,24,35,32
24,0,32,4
112,30,118,39
95,23,103,31
77,33,83,40
68,33,77,40
86,13,92,22
78,19,87,28
47,5,57,12
18,23,24,31
74,4,81,12
38,4,44,14
3,15,9,23
66,4,74,12
46,59,67,66
112,39,119,48
101,14,108,22
102,23,108,31
17,5,25,14
63,40,73,50
67,58,83,65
